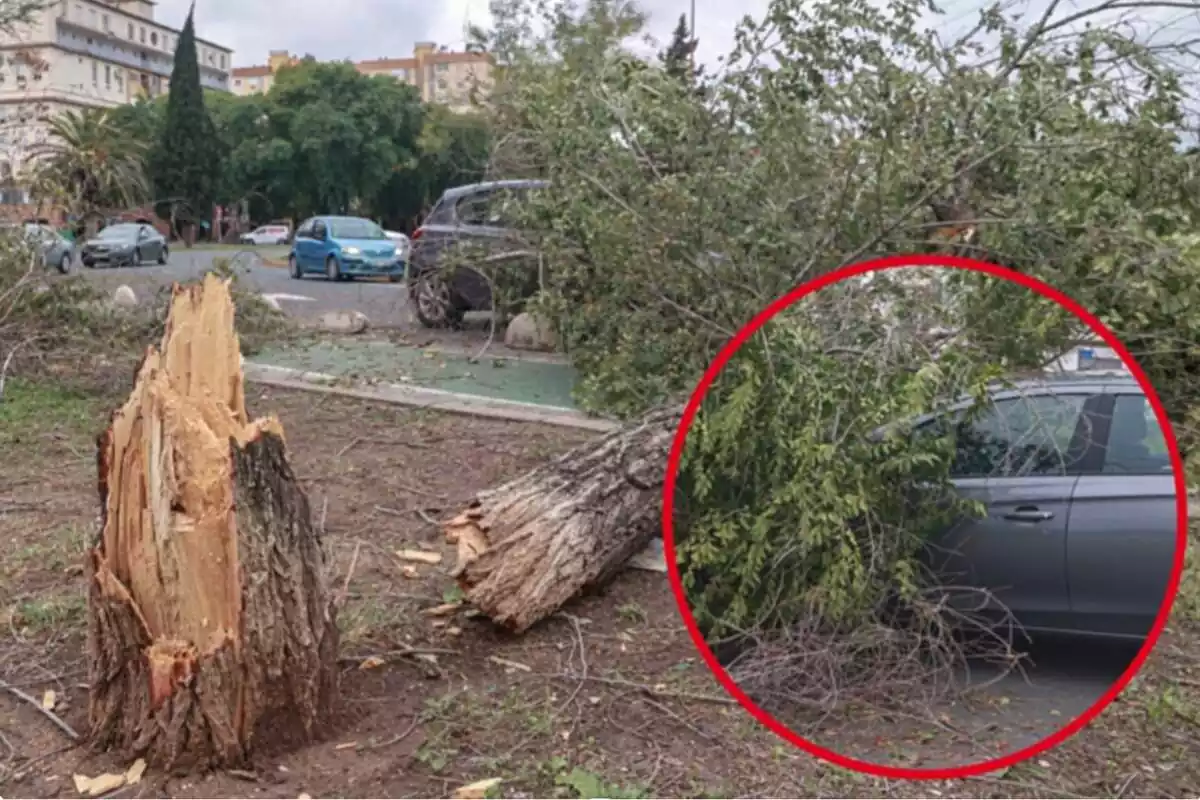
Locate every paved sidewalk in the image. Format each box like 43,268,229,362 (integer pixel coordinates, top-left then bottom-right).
251,339,581,410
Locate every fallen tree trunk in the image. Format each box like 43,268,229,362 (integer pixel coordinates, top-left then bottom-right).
443,405,681,633
87,274,339,770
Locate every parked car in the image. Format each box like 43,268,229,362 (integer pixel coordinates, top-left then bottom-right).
288,216,404,282
26,224,74,273
241,224,291,246
407,179,547,328
0,223,74,273
883,373,1176,641
80,223,169,268
384,230,410,264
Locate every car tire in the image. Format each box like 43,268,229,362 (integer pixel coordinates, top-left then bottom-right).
412,271,464,329
289,254,302,280
325,255,341,282
57,253,71,274
82,258,94,269
158,245,168,265
132,248,141,267
387,273,402,283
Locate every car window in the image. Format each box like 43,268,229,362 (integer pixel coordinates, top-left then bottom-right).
455,190,494,226
1100,394,1172,475
948,393,1091,478
425,196,454,225
312,220,327,239
296,220,313,238
329,218,384,239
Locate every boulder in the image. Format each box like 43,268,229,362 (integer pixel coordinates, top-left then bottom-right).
319,309,369,334
504,312,558,351
112,285,137,308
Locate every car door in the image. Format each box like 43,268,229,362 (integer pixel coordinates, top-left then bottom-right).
930,390,1095,630
311,219,329,265
455,187,536,310
140,226,160,260
294,219,315,269
1065,391,1177,637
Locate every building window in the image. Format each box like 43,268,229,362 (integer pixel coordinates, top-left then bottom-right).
91,59,97,84
139,27,145,43
150,31,157,46
436,63,448,72
101,13,108,31
115,70,122,89
104,63,110,87
234,78,241,86
219,53,225,68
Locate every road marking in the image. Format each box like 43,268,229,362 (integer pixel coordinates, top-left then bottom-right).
260,293,317,310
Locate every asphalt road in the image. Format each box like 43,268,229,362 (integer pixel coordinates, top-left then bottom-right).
72,245,418,329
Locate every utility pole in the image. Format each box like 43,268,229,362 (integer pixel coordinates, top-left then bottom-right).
689,0,696,72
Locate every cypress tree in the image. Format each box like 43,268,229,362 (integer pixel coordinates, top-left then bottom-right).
661,14,697,84
150,3,220,234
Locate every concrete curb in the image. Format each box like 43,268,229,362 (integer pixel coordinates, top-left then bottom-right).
243,362,620,433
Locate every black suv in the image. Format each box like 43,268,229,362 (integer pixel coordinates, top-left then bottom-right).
407,179,546,328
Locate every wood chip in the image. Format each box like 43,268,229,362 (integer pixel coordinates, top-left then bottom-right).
41,689,56,710
401,565,420,579
453,777,503,799
422,602,461,617
396,549,442,565
73,772,127,797
334,741,358,750
488,656,532,673
125,759,147,785
359,656,385,670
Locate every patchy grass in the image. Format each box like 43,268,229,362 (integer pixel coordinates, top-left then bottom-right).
0,382,1196,799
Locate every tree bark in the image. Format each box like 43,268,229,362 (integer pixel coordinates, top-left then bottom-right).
87,274,339,771
443,405,680,633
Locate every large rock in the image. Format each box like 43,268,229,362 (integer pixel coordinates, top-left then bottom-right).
319,309,369,334
112,285,137,308
504,312,557,352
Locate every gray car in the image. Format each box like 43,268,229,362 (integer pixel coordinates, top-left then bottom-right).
80,223,168,268
912,373,1177,641
24,224,74,274
407,179,547,328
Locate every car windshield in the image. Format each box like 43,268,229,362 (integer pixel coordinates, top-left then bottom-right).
98,225,139,240
329,219,385,240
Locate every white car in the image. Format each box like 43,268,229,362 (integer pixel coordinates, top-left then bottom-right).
240,224,291,246
385,230,410,262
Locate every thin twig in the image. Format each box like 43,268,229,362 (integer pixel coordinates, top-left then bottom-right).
542,672,736,705
336,436,364,458
337,539,362,608
0,678,80,741
359,715,421,750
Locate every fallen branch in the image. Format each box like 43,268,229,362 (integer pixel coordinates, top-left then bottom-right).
0,677,80,741
443,405,679,632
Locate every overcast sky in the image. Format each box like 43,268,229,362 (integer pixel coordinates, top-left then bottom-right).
153,0,1198,70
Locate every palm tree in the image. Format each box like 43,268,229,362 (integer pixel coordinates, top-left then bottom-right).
27,108,150,235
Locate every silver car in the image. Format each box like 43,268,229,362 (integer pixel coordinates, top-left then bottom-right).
80,223,169,268
24,224,74,273
916,373,1177,640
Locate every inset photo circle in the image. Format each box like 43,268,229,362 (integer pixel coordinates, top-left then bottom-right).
662,255,1188,780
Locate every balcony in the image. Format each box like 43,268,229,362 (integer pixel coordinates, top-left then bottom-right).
55,17,229,91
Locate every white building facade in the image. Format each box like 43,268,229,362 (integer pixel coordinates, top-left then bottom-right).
0,0,232,212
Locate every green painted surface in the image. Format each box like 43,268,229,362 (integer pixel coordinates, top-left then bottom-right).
251,340,580,409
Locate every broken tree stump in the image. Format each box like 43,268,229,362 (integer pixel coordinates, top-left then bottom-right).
443,405,680,632
87,274,339,770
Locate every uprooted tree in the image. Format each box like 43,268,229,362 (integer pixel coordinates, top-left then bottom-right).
443,0,1200,719
87,274,338,769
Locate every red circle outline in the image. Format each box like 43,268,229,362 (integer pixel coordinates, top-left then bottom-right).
661,254,1188,780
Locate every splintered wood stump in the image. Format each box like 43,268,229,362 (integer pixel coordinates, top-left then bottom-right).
443,405,680,632
87,274,339,770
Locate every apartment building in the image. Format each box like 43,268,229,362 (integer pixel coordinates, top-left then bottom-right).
232,42,493,112
0,0,233,210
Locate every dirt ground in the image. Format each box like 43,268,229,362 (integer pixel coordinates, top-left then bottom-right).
1,378,1198,798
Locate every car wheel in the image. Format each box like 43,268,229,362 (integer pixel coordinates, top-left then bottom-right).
132,248,141,267
82,258,94,269
387,273,402,283
412,271,463,329
57,253,71,274
289,254,302,280
325,256,341,282
158,245,168,265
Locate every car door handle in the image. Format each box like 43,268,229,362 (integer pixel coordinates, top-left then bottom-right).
1003,507,1054,522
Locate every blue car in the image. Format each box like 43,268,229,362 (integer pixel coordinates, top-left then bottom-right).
288,216,405,282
